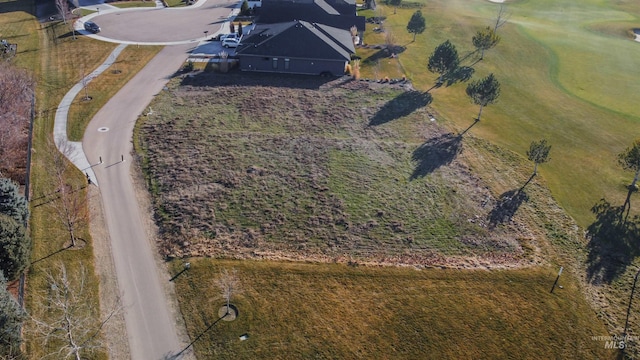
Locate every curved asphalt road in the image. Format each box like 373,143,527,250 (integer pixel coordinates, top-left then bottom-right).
84,44,192,360
54,1,239,358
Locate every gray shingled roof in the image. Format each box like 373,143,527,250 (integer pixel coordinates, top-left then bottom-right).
237,20,355,61
257,0,365,31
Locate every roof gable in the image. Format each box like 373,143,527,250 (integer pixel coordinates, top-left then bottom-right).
258,0,364,31
237,21,355,61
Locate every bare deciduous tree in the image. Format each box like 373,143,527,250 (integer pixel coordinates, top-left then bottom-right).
493,4,510,32
385,29,396,56
219,51,229,73
352,59,361,80
350,25,359,45
215,268,240,316
0,62,35,183
47,140,89,248
55,0,70,24
30,263,122,360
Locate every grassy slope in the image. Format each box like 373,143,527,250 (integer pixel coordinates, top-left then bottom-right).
0,1,161,358
4,0,632,358
26,18,114,360
367,10,640,346
137,72,617,357
360,0,640,355
140,0,640,358
380,0,640,228
0,3,101,359
173,259,614,359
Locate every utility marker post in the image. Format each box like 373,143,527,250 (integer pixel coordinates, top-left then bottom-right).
550,266,563,293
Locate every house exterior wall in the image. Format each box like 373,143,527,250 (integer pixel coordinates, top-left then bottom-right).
239,55,347,76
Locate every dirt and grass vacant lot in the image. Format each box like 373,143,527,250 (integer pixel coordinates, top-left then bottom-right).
135,71,618,358
135,72,568,269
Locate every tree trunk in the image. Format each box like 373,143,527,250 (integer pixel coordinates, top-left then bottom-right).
631,169,639,189
533,162,538,176
477,104,484,121
480,48,485,60
413,32,416,42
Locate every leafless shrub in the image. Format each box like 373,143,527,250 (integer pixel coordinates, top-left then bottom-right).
219,51,229,73
55,0,70,24
0,62,35,183
46,139,90,248
30,263,122,360
215,268,241,316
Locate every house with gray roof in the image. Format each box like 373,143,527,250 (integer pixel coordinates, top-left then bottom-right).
235,20,355,76
257,0,365,34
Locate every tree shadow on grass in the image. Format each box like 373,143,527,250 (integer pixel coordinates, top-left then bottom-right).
488,188,530,228
57,31,79,40
31,244,72,265
442,66,475,87
586,195,640,284
369,91,432,126
361,45,406,65
410,133,462,180
425,66,475,92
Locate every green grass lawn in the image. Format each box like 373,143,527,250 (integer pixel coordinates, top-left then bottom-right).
173,259,615,359
376,0,640,228
67,45,162,141
24,18,115,360
135,1,640,356
3,0,639,358
110,1,156,8
0,1,161,358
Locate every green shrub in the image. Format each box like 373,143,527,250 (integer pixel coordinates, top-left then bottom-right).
0,214,31,281
0,178,29,225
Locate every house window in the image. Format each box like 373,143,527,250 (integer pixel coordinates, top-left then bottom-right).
284,59,290,70
272,58,278,69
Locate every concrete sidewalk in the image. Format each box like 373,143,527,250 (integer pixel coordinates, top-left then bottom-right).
57,0,242,185
53,43,128,186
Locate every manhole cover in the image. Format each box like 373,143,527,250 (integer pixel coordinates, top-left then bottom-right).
98,127,109,132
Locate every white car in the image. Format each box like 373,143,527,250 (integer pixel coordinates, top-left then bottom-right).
219,33,239,41
222,38,240,48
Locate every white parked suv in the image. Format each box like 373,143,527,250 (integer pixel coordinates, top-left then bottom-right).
222,37,240,48
219,33,239,41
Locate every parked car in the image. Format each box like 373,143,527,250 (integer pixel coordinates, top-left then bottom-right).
84,21,100,33
218,33,239,41
222,38,240,48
